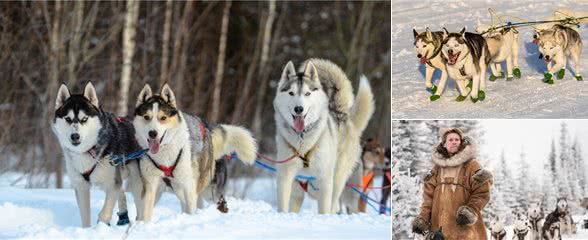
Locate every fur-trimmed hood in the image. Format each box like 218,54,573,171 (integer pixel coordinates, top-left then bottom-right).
432,138,477,167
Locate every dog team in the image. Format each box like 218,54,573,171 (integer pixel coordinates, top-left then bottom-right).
489,198,576,240
413,11,586,102
51,58,383,227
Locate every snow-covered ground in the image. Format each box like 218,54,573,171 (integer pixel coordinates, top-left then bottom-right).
392,0,588,118
0,173,391,239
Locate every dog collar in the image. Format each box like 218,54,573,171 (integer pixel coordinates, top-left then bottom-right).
492,229,506,240
146,148,183,178
86,145,99,159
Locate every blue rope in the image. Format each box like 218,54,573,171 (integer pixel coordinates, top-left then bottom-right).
253,160,317,181
108,149,148,166
349,186,391,214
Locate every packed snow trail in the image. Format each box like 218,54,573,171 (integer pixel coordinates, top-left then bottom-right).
392,0,588,118
0,176,391,239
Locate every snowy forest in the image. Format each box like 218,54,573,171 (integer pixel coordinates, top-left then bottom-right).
0,1,391,188
392,120,588,239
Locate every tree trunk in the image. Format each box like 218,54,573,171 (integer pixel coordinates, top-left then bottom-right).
159,0,173,86
251,0,276,137
170,1,194,104
67,1,84,87
209,1,231,122
117,0,140,116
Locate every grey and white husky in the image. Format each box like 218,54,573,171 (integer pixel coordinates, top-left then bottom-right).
52,82,143,227
132,83,257,221
441,27,491,103
535,24,583,84
475,18,522,81
413,28,449,101
273,59,375,214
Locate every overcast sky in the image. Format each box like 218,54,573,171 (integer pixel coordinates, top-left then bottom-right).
480,120,588,176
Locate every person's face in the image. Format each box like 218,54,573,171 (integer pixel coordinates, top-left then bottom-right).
444,133,461,154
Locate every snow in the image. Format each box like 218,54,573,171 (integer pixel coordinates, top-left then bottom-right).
391,0,588,118
0,175,391,239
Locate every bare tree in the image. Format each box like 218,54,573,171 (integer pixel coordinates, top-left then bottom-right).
159,0,173,86
117,0,140,116
209,1,232,122
251,0,276,136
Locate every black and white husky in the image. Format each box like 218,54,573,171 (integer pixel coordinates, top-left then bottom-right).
535,24,583,84
554,198,576,236
132,83,257,221
52,82,143,227
413,28,448,101
441,27,491,103
475,18,521,81
273,59,375,214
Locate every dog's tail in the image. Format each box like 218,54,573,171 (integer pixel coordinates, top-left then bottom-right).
210,125,258,165
350,76,375,134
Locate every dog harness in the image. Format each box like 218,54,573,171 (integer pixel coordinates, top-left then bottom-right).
513,228,529,240
362,170,375,192
147,149,183,178
426,45,443,68
80,145,100,182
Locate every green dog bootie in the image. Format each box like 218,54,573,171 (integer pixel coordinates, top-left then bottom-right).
426,85,438,95
489,75,497,81
498,71,505,78
557,69,565,79
456,95,467,102
513,68,521,78
576,75,583,81
116,211,130,226
470,96,479,103
430,95,441,101
478,90,486,101
544,73,553,84
466,80,473,89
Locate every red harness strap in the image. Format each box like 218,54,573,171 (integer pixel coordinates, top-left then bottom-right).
197,119,206,139
297,180,309,192
81,164,97,182
385,170,391,182
116,117,123,123
147,149,183,178
362,170,375,192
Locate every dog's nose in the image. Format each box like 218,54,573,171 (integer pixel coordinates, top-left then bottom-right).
71,133,80,142
148,130,158,139
545,55,550,61
448,49,453,55
294,106,304,115
417,54,422,58
533,34,538,39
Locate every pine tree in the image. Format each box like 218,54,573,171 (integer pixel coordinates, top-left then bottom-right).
392,171,423,239
558,123,572,199
516,147,532,210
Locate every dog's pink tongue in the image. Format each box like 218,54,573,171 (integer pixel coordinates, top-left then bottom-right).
293,115,305,133
148,139,160,154
420,57,426,64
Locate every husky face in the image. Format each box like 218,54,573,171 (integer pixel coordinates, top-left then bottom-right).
413,28,436,64
133,84,181,154
528,204,543,219
489,218,505,233
537,32,562,64
441,27,469,66
556,198,568,212
53,82,102,153
274,61,327,135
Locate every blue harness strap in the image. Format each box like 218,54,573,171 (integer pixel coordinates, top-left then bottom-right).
108,149,149,166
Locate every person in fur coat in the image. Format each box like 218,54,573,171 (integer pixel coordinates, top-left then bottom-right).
412,128,493,240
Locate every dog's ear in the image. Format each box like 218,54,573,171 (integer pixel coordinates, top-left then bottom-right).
425,27,433,40
279,61,296,87
442,27,449,39
55,83,70,110
413,28,419,39
460,27,466,38
160,83,177,108
556,31,565,44
303,61,320,83
83,82,99,109
136,84,153,107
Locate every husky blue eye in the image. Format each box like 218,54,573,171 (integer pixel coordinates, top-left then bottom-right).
289,92,294,96
80,117,88,123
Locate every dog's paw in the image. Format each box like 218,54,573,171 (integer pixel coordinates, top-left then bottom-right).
513,68,521,78
456,205,478,225
412,216,430,235
498,71,505,78
466,80,473,89
430,95,441,101
456,95,467,102
116,211,130,226
478,91,486,101
470,96,479,103
544,73,553,83
489,75,497,81
557,69,565,79
506,76,514,81
426,85,438,95
576,75,583,81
